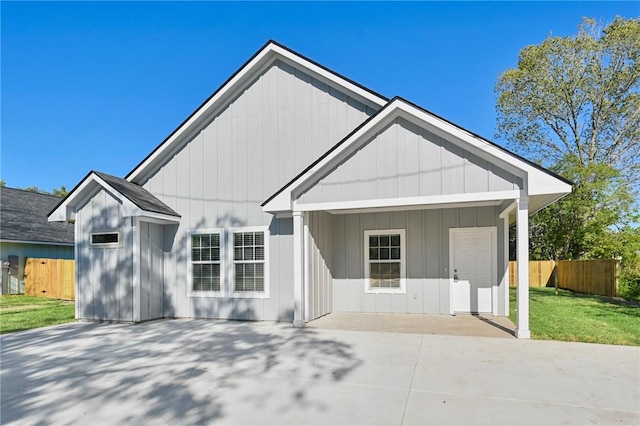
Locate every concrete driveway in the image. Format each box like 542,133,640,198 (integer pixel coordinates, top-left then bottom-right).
1,319,638,425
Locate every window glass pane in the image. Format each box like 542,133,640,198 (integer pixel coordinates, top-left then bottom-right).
200,234,211,249
369,248,379,260
192,235,201,248
244,247,254,261
390,234,400,247
234,233,243,246
255,232,264,246
390,262,400,279
234,247,243,261
369,235,379,248
244,233,254,246
91,233,119,244
255,246,265,261
370,263,381,280
211,234,220,246
391,247,401,260
192,248,201,262
212,248,220,262
255,263,264,278
380,235,390,246
255,277,264,292
379,247,390,260
201,248,211,261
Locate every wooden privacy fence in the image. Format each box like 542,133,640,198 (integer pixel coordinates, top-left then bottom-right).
24,258,75,300
509,259,621,297
509,260,556,288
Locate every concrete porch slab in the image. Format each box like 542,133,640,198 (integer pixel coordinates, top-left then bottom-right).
307,312,516,338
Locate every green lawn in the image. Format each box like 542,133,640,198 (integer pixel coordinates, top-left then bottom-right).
509,287,640,346
0,295,75,334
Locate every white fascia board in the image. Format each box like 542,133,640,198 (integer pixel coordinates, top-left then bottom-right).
294,190,520,213
48,174,103,222
128,42,387,184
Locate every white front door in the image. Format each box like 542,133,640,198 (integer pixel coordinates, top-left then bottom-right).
451,228,495,313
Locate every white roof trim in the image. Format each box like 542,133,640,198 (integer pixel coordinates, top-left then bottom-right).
263,97,571,214
48,173,180,223
126,41,388,183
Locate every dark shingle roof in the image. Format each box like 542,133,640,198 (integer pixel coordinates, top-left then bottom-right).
0,187,74,245
93,171,180,217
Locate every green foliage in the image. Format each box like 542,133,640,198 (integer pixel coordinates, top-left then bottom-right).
0,295,75,334
497,17,640,261
496,16,640,188
2,183,69,197
51,185,68,198
509,287,640,346
529,157,638,260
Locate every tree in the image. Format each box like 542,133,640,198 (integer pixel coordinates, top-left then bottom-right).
51,185,68,198
496,17,640,190
496,17,640,262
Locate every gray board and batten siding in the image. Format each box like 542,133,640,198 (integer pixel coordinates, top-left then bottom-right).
296,117,522,205
76,189,135,321
137,59,378,321
302,207,507,321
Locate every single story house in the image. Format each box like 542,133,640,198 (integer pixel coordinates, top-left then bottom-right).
49,41,571,338
1,187,74,294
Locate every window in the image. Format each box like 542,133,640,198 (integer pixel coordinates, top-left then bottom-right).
364,229,406,293
188,227,268,298
90,232,120,247
191,233,221,292
232,230,266,294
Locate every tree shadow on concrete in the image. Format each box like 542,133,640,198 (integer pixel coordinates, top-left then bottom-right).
1,319,362,425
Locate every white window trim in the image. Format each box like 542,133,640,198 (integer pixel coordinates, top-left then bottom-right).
187,228,225,298
90,231,121,248
364,229,406,294
228,226,270,299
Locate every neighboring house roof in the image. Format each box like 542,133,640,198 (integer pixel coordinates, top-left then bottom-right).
48,171,180,223
125,40,389,184
1,187,74,245
262,97,572,215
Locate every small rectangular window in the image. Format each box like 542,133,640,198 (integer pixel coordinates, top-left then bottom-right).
90,232,120,246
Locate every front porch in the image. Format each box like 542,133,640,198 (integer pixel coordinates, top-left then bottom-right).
307,312,516,338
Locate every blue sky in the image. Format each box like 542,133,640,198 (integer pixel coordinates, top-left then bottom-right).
1,1,636,192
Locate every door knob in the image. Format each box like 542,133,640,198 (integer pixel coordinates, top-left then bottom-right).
453,269,458,283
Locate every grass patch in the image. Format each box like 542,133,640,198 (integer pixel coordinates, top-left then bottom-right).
0,295,75,334
509,287,640,346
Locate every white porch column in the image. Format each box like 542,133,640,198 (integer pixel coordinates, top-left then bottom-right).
292,211,305,328
516,198,530,339
503,215,510,316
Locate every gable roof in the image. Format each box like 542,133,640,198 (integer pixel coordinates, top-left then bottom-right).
262,97,572,215
1,187,74,245
125,40,389,184
48,171,180,223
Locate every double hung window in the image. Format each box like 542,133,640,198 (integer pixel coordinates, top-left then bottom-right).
189,227,268,297
364,229,406,293
191,233,221,292
232,231,265,293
